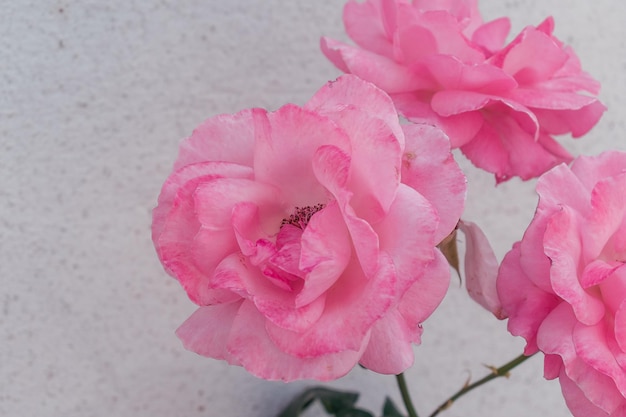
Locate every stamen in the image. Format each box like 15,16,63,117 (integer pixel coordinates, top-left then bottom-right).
281,204,326,229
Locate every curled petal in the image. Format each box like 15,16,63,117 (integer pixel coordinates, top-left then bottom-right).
400,124,466,242
459,220,502,318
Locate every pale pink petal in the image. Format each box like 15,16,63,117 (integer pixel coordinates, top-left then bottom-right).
518,164,589,292
408,11,485,63
459,220,502,318
424,55,516,93
152,162,253,243
271,225,304,278
533,101,606,137
320,37,429,93
549,46,601,94
227,300,364,381
393,92,484,148
432,93,536,135
510,89,599,110
460,102,571,182
312,145,380,278
177,301,244,365
343,0,394,59
544,207,606,325
535,163,592,216
254,104,348,207
212,253,283,301
192,228,238,283
358,307,415,374
401,123,466,242
305,74,404,143
308,98,404,222
598,269,626,317
397,249,451,342
500,28,568,84
570,152,626,191
379,0,399,40
497,243,560,354
297,201,351,307
374,184,438,296
265,254,396,358
614,299,626,354
559,370,611,417
156,178,236,305
536,132,574,161
581,261,623,289
175,109,263,170
361,250,448,372
538,305,625,415
458,117,509,179
211,252,324,334
430,90,492,116
472,17,511,54
393,25,439,65
193,178,282,231
584,174,626,259
573,322,626,397
319,37,351,73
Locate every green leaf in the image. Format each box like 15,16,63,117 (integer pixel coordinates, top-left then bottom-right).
316,387,360,414
336,408,375,417
382,397,405,417
276,387,360,417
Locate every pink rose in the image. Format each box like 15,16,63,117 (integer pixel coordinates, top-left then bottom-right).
498,151,626,416
321,0,605,182
152,75,466,381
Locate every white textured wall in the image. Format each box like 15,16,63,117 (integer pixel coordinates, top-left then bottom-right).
2,1,624,416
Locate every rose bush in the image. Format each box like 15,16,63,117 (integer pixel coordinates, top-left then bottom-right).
498,151,626,416
152,75,466,381
321,0,605,182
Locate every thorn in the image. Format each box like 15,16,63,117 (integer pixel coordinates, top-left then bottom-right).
462,373,472,389
483,364,510,378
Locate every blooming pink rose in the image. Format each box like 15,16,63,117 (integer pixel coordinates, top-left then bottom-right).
152,75,466,381
498,151,626,416
321,0,605,182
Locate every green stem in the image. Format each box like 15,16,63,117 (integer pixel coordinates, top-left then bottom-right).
428,353,534,417
396,373,419,417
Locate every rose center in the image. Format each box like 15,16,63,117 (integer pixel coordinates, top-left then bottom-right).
281,204,326,229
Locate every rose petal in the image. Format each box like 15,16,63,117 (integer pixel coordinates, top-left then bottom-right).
297,201,351,307
265,253,396,358
305,74,404,142
393,92,484,148
343,0,394,59
254,103,348,207
177,302,244,365
472,17,511,54
175,109,263,170
497,243,560,354
401,124,466,242
544,207,606,325
320,37,429,93
227,300,364,381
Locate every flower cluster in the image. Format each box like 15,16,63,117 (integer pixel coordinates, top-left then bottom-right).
322,0,605,182
151,1,623,416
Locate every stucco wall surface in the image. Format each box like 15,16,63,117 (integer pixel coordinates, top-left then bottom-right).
2,1,625,416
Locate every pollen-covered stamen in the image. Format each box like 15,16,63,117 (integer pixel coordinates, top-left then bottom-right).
281,203,326,229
